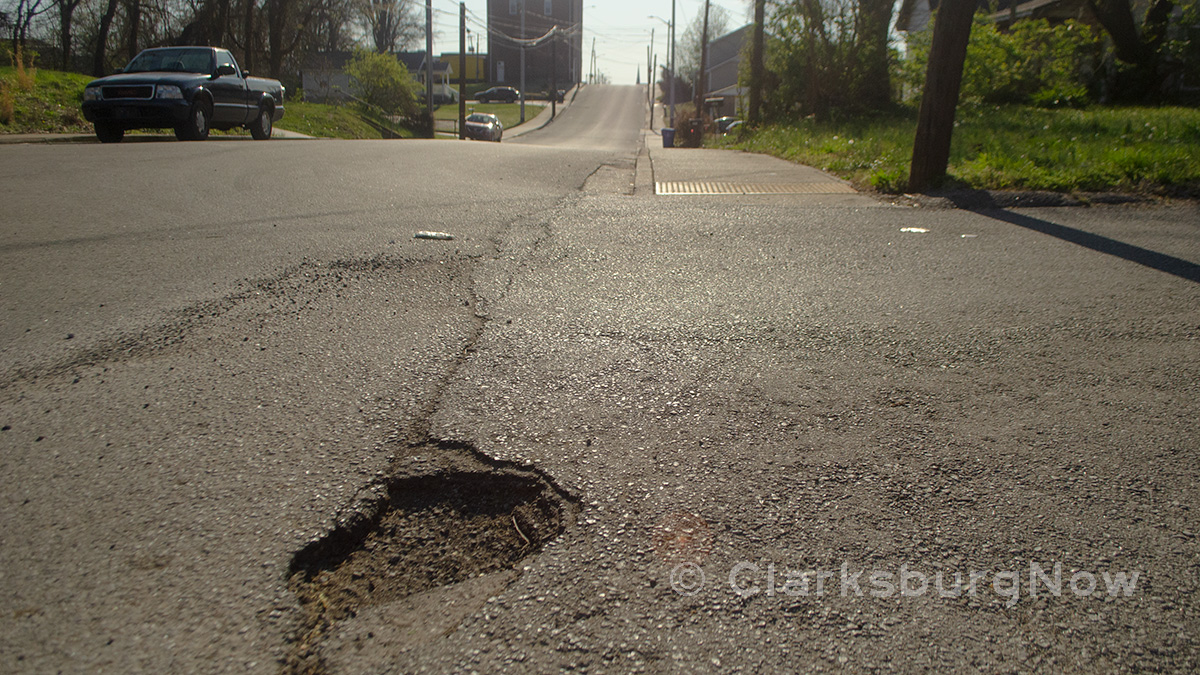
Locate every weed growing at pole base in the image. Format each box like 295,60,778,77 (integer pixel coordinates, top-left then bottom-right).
12,46,37,92
716,105,1200,196
0,82,13,125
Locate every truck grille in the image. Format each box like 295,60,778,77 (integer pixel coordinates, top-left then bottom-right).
101,85,154,100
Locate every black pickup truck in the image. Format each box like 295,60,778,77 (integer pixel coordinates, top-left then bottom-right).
82,46,285,143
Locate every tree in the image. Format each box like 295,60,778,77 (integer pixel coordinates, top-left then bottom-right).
309,0,357,52
265,0,329,78
124,0,138,62
1087,0,1177,99
7,0,51,52
763,0,896,119
357,0,419,54
55,0,84,69
676,3,729,87
855,0,894,110
93,0,119,75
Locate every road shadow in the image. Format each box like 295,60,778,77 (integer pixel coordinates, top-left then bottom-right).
943,192,1200,285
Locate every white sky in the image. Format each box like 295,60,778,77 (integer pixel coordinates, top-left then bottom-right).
429,1,749,86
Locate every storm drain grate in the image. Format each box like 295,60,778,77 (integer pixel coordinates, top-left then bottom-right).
656,181,858,195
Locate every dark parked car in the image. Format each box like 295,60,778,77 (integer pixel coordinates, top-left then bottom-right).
475,86,520,104
463,113,503,142
81,46,285,143
715,116,741,134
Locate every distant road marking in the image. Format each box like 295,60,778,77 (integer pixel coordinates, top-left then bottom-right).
656,181,858,195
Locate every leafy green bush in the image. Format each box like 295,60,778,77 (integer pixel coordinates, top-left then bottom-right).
1163,4,1200,100
903,18,1102,108
764,1,896,119
344,50,418,117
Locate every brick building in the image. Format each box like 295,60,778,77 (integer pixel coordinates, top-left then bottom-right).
487,0,583,91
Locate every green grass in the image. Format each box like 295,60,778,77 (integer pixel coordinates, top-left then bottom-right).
278,100,413,139
434,101,545,131
0,66,94,133
0,65,418,139
715,105,1200,195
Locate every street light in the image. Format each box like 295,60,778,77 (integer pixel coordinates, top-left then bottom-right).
648,8,675,127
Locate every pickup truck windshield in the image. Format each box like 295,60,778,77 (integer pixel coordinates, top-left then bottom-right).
125,48,214,74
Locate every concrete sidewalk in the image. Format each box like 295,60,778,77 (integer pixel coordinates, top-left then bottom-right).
643,103,881,206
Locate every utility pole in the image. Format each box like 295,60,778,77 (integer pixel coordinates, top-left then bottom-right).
647,28,654,106
425,0,434,137
458,2,466,140
670,0,676,126
695,0,710,122
908,0,976,192
519,0,526,124
748,0,765,127
551,29,557,119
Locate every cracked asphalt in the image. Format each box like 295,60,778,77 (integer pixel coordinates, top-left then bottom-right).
2,85,1200,673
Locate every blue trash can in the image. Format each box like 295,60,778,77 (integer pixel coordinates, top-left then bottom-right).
662,128,675,148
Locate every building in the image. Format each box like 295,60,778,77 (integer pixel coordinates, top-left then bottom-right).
439,53,488,83
703,24,755,119
487,0,583,91
397,52,458,103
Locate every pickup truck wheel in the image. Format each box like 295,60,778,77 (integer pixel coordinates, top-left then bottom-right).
95,123,124,144
250,106,273,140
175,101,211,141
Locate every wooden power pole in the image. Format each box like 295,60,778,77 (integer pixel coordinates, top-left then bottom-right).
748,0,765,127
458,2,466,140
694,0,710,118
907,0,976,192
425,0,434,137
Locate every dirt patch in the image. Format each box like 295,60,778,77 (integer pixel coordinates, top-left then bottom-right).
283,447,574,674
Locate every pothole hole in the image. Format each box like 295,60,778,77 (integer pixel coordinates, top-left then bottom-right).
284,464,572,673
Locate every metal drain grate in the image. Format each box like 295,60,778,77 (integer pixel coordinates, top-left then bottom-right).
656,181,858,195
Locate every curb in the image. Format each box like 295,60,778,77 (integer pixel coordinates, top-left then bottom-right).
0,128,316,144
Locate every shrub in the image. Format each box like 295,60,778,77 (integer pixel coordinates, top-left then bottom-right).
344,50,418,117
903,17,1101,108
762,1,897,120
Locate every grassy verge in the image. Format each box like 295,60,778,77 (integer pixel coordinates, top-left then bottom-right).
0,66,94,133
0,65,419,139
279,101,415,139
434,101,545,131
714,105,1200,196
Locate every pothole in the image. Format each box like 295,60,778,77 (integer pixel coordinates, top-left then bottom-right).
283,447,574,674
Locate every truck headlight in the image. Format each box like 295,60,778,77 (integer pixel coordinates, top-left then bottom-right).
156,85,184,100
84,86,102,101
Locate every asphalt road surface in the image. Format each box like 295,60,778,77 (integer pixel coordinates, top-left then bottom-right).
2,85,1199,673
